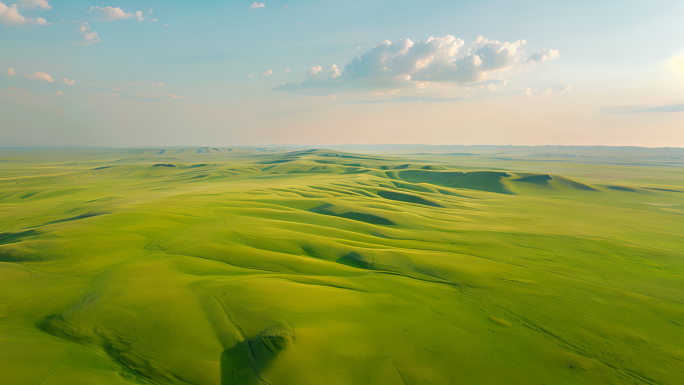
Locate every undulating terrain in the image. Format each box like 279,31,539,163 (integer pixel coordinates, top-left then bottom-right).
1,146,683,385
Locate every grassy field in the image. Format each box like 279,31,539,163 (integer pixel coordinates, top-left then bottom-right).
1,146,683,385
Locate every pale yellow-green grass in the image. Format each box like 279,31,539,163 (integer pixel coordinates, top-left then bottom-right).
0,147,683,384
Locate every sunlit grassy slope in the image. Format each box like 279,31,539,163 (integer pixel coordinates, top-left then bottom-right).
1,146,683,385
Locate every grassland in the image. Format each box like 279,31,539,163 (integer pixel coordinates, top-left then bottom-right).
1,146,683,385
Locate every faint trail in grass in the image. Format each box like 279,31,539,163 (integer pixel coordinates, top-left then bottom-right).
500,306,661,385
384,355,408,385
451,248,684,305
209,295,273,385
211,295,245,341
36,350,71,385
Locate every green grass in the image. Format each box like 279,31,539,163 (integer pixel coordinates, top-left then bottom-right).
0,147,683,384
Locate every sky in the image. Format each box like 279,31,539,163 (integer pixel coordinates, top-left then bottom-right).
1,0,684,147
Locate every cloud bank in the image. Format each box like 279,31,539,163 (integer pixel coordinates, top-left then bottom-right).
28,71,54,82
279,36,559,93
0,1,48,25
88,6,133,21
19,0,51,10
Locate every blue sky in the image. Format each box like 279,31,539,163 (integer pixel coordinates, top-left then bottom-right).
1,0,684,147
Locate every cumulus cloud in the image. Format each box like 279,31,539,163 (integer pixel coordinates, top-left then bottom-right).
263,69,273,76
28,72,54,82
279,35,560,93
329,64,341,79
83,32,100,42
8,68,15,76
1,1,49,25
148,7,153,14
88,6,133,21
136,10,143,21
77,22,100,45
19,0,51,10
151,18,157,22
250,2,265,8
60,78,76,85
526,48,560,63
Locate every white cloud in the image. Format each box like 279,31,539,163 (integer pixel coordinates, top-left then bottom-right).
148,8,153,14
308,66,322,75
329,64,341,79
1,1,49,25
280,35,559,92
84,32,100,42
151,18,157,22
136,10,143,21
526,48,560,63
54,90,63,95
412,36,526,83
60,78,76,85
263,69,273,76
88,6,133,21
19,0,51,10
250,2,265,8
8,68,15,76
248,73,253,78
77,22,100,45
28,72,54,82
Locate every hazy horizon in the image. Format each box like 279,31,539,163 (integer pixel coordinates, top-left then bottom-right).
2,144,684,150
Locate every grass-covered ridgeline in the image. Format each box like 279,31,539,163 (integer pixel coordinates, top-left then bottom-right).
1,146,683,385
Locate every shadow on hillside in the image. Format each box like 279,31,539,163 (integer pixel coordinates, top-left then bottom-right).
221,341,260,385
221,326,294,385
